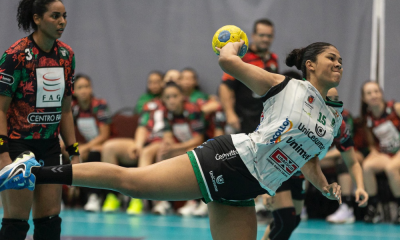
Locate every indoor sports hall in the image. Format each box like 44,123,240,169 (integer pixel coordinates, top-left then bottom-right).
0,0,399,239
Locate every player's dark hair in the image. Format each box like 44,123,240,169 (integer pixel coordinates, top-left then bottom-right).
181,67,201,90
146,70,164,94
163,81,183,94
360,81,384,125
282,70,302,80
286,42,334,79
253,18,274,34
74,74,91,84
17,0,62,32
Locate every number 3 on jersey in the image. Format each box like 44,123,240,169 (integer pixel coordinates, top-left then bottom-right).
318,112,326,125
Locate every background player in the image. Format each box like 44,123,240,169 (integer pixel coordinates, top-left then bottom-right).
0,0,79,239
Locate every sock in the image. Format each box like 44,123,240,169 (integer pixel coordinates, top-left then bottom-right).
342,195,353,208
0,218,30,240
369,195,378,208
31,164,73,185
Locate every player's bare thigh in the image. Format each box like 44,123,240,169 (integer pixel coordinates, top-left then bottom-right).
101,138,136,165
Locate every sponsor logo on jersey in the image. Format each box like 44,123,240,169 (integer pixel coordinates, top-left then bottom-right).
27,112,62,124
58,47,69,60
286,137,312,160
308,95,315,104
215,150,238,161
36,67,65,108
0,72,14,85
298,123,326,150
268,118,293,144
315,124,326,137
269,148,299,175
209,171,223,192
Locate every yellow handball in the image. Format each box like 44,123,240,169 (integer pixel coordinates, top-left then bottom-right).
212,25,249,58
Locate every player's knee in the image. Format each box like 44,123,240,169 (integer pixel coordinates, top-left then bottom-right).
384,164,396,177
0,218,30,240
269,207,297,240
33,215,62,240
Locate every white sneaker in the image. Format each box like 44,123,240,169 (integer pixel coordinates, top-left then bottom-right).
177,200,198,216
192,201,208,217
152,201,172,215
84,194,101,212
300,206,308,221
326,204,355,224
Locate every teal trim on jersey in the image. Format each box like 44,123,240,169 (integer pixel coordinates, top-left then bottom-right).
302,78,307,81
215,198,255,207
187,151,212,203
325,96,343,107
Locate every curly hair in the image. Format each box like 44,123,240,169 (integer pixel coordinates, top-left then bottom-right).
17,0,62,32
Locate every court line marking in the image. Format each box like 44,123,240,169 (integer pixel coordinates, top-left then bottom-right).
59,216,400,238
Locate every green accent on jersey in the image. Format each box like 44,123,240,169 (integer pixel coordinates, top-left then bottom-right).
10,70,21,95
0,53,7,66
134,93,159,114
16,92,23,99
44,123,59,139
214,198,255,207
71,54,75,70
187,151,212,203
189,90,208,103
139,112,150,126
21,68,29,82
325,96,343,107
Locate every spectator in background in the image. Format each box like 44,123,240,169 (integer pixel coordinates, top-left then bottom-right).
361,81,400,224
134,71,164,115
70,74,112,212
152,82,205,215
163,69,181,83
219,18,278,135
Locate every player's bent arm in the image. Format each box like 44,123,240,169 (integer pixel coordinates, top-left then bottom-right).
0,95,12,165
84,124,110,149
300,156,329,193
340,147,365,190
218,41,285,96
174,133,204,152
219,84,236,116
134,126,149,149
59,96,78,148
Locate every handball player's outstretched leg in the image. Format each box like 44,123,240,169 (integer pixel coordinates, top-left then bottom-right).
0,151,257,240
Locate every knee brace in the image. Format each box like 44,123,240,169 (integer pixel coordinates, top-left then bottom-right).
0,218,30,240
269,207,297,240
33,215,62,240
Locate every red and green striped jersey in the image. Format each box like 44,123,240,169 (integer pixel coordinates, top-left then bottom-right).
0,35,75,139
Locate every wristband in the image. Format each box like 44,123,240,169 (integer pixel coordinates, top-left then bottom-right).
66,143,80,160
0,135,9,154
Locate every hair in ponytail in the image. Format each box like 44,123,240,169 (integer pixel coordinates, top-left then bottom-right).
17,0,61,32
285,42,334,78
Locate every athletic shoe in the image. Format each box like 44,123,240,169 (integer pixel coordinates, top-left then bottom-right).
364,205,382,223
152,201,172,215
102,193,120,212
300,207,308,221
177,200,198,216
192,201,208,217
0,151,39,192
394,206,400,224
126,198,143,215
84,193,101,212
326,204,355,224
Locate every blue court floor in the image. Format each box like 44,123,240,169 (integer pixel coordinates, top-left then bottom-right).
1,209,399,240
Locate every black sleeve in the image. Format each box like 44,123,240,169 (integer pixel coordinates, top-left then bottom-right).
260,76,291,102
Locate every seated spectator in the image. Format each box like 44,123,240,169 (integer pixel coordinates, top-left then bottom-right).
71,74,112,161
134,71,164,114
151,82,205,215
361,81,400,224
70,74,112,212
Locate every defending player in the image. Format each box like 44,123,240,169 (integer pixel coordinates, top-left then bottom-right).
2,40,345,240
0,0,79,239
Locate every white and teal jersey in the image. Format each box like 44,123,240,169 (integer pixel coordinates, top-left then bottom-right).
231,77,343,196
